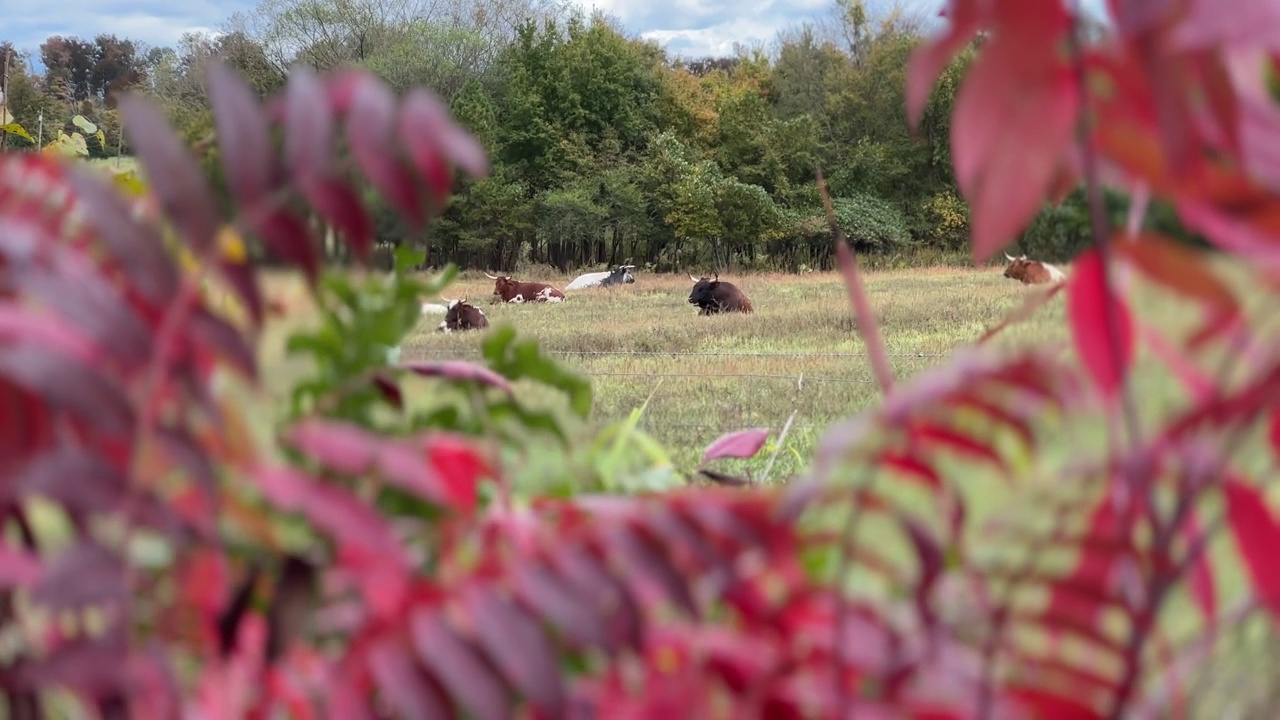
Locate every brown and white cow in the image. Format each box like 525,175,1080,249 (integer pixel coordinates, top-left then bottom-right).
688,273,754,315
436,298,489,333
483,272,566,304
1002,252,1067,285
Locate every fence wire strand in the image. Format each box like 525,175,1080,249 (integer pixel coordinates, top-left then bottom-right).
401,345,952,439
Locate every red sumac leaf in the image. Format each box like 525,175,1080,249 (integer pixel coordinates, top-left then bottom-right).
900,517,943,627
399,88,490,179
367,638,450,720
1115,232,1237,312
701,427,769,463
282,65,333,179
298,177,374,262
61,167,179,303
205,60,276,210
877,451,941,489
371,373,404,409
909,421,1005,470
401,360,513,393
950,0,1079,262
608,524,698,617
463,586,566,714
1223,478,1280,616
286,419,379,475
252,464,406,560
215,258,265,329
324,69,367,117
345,80,426,227
0,545,42,589
155,425,217,492
552,545,643,651
250,209,319,282
1066,248,1135,400
511,563,611,650
14,259,153,370
0,345,134,434
14,449,126,513
410,611,512,720
904,0,982,130
31,540,128,613
188,305,258,380
14,635,132,697
1006,686,1105,719
0,305,105,366
423,435,489,513
117,93,221,253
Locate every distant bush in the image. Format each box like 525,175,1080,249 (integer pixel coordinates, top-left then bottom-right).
830,192,912,252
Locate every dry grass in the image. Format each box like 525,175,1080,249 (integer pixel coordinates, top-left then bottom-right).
387,266,1079,479
251,259,1267,482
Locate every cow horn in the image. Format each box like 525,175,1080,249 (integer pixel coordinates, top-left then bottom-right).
483,271,498,279
1004,252,1016,261
689,273,699,282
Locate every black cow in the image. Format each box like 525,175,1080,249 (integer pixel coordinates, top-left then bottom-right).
436,298,489,332
688,273,754,315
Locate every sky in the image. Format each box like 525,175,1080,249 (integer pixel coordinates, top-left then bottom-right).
5,0,1107,72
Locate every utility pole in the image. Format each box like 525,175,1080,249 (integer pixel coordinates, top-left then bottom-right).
1,47,11,154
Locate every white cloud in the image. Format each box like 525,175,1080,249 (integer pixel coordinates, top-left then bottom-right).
6,0,247,59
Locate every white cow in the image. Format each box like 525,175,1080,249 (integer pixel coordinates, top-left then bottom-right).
564,265,637,291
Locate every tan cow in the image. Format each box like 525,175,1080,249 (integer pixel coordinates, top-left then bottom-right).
1002,252,1067,285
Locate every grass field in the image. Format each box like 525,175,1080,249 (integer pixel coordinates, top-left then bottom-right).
298,264,1081,481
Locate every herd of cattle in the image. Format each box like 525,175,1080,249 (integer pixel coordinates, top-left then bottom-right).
424,253,1067,332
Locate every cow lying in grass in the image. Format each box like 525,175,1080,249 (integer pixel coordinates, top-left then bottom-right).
565,265,637,290
484,272,566,303
1002,252,1066,284
436,298,489,333
688,273,754,315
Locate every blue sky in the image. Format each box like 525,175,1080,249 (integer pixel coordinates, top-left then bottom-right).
6,0,1107,70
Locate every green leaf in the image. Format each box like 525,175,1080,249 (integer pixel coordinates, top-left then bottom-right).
481,326,593,418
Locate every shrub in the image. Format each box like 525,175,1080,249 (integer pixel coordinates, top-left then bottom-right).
921,188,970,249
1,1,1279,718
830,192,912,252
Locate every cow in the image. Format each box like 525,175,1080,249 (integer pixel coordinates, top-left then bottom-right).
483,272,566,304
1002,252,1067,285
688,273,754,315
436,298,489,333
564,265,638,291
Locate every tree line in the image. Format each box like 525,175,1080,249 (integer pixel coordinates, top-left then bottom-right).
0,0,1198,273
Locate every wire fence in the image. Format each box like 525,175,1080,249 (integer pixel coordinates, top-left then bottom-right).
402,346,958,438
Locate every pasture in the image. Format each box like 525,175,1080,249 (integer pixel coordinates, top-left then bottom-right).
258,263,1087,482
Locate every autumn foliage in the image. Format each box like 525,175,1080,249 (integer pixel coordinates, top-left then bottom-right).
3,0,1280,717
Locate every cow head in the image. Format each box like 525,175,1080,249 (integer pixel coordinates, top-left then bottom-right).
688,272,720,306
1002,252,1031,281
615,265,637,283
483,272,515,302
